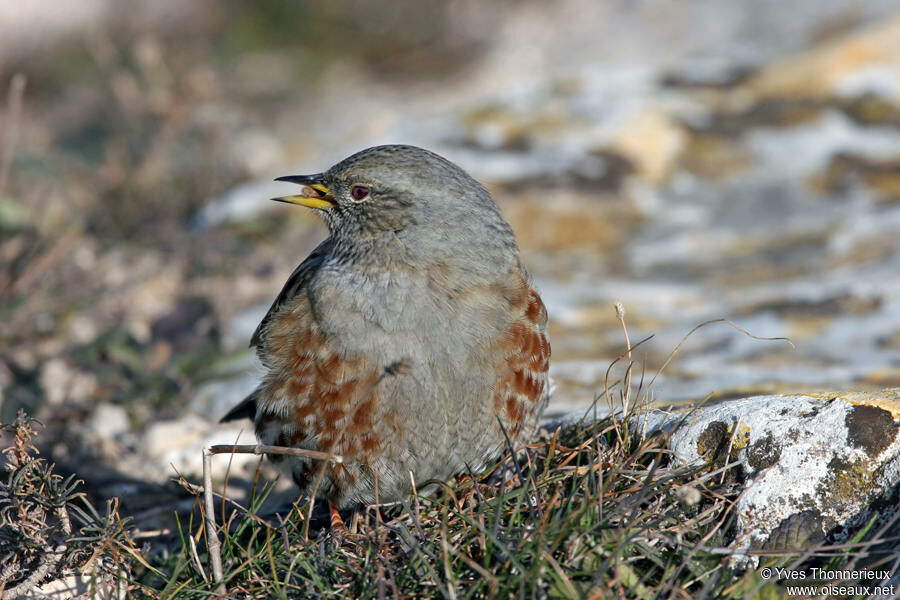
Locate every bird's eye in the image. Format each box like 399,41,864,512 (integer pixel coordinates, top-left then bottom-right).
351,185,369,201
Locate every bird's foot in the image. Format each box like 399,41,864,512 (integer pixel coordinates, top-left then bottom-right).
328,502,366,546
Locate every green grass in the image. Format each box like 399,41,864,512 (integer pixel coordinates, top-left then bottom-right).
131,409,753,599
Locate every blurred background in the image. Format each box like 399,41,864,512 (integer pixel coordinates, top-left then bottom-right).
2,0,900,528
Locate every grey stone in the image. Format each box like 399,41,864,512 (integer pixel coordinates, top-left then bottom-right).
665,391,900,564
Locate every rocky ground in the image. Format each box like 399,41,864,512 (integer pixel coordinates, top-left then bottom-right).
2,0,900,544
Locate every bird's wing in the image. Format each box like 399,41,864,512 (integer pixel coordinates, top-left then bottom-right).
221,239,331,424
491,271,551,440
219,387,258,423
250,238,333,350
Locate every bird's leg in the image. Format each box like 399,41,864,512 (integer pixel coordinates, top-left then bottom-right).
454,472,472,486
328,501,368,547
329,501,349,535
455,469,493,499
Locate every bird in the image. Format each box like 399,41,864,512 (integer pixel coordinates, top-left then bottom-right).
221,145,550,520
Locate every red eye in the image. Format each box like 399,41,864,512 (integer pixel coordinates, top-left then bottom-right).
351,185,369,201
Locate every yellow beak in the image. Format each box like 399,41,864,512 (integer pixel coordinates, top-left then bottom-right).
272,176,335,210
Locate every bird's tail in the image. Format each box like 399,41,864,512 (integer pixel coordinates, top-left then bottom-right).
220,388,259,423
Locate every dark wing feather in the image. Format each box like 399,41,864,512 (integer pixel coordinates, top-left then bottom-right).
250,238,333,349
220,388,258,423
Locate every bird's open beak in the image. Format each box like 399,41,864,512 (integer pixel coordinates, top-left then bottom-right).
272,174,335,209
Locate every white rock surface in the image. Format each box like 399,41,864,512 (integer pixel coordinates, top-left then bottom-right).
666,390,900,562
87,403,130,439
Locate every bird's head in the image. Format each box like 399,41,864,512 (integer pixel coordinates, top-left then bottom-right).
272,145,517,267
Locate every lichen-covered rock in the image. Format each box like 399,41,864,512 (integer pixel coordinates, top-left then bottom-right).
667,390,900,562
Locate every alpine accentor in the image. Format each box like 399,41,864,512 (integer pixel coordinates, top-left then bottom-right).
222,145,550,511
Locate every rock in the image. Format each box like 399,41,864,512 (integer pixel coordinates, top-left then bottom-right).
87,403,130,439
67,314,99,345
606,106,686,183
39,359,98,406
190,372,260,421
122,263,184,344
141,415,258,479
674,484,702,507
142,415,208,460
742,16,900,103
665,390,900,563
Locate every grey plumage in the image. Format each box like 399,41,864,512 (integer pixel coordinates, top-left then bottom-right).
222,145,550,507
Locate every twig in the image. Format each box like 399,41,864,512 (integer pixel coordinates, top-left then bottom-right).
0,561,22,585
175,477,269,527
596,436,604,520
719,420,743,486
202,449,226,596
303,463,328,542
207,444,343,463
372,467,382,547
399,494,429,544
131,528,172,539
464,462,486,505
276,513,291,550
200,441,346,587
220,432,242,529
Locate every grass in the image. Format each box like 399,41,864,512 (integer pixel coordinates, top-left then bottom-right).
152,415,737,599
4,352,900,598
132,400,900,599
